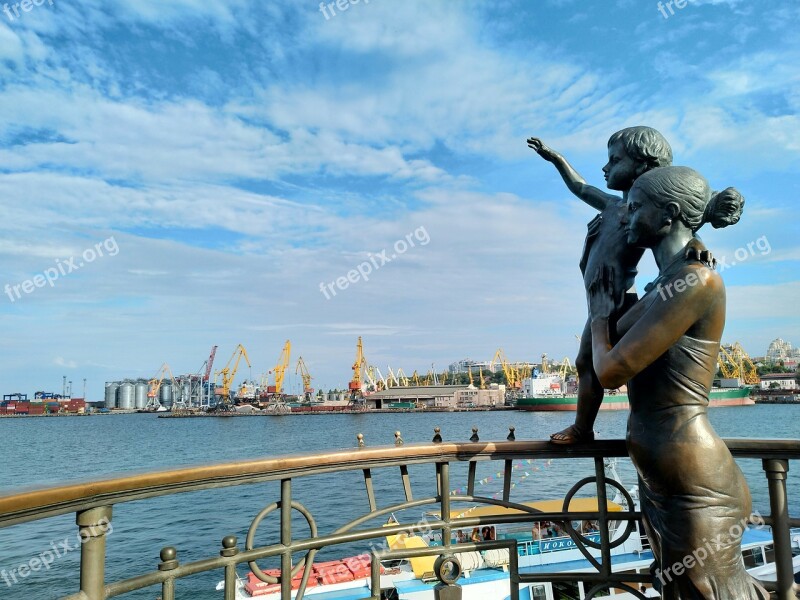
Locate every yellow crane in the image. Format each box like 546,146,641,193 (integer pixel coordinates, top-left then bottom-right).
411,370,422,386
468,366,475,387
518,364,533,380
267,340,291,395
395,368,410,387
718,343,760,385
491,349,521,389
295,357,313,399
147,363,178,409
214,345,251,407
558,357,573,381
349,337,366,396
386,366,400,388
423,367,438,386
541,353,549,374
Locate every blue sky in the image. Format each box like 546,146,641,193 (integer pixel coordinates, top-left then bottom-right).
1,0,798,398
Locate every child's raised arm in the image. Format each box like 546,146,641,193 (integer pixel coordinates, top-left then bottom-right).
527,137,616,211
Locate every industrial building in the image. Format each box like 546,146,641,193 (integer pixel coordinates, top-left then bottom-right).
364,385,505,410
104,376,211,410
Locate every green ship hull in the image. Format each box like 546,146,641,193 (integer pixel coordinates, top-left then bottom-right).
517,387,754,411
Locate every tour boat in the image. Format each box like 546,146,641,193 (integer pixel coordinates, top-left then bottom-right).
217,472,799,600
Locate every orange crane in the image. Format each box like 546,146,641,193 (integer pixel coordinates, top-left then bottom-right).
267,340,291,395
295,357,313,400
349,337,366,396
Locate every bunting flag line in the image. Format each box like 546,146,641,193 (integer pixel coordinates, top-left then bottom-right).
449,458,555,501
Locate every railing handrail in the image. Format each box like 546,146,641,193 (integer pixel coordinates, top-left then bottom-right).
1,438,798,528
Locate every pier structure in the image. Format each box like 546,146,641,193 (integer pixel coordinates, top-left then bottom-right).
0,433,797,600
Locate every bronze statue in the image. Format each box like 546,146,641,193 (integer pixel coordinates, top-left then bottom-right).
527,127,673,444
587,165,765,599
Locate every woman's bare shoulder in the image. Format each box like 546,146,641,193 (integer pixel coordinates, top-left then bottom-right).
662,263,723,299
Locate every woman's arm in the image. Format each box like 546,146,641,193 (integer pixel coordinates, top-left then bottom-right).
589,265,723,389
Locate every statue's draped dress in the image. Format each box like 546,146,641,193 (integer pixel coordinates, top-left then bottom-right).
626,267,767,599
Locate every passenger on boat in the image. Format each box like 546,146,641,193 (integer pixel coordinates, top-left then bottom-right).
482,526,495,541
455,530,466,543
471,528,481,543
581,520,599,534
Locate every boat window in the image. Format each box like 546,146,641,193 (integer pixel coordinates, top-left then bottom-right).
553,581,583,599
529,584,548,600
763,544,775,564
525,584,547,600
742,547,765,569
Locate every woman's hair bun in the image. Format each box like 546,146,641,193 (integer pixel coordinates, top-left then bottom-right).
704,187,744,229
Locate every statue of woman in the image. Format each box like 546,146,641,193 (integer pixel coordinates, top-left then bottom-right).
587,166,765,599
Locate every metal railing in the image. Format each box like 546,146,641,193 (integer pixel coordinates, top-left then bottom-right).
0,431,797,600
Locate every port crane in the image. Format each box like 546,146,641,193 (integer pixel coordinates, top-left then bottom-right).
147,363,180,410
478,367,486,390
198,345,218,407
267,340,291,395
491,349,521,390
214,344,251,410
386,366,400,388
349,337,367,399
295,357,313,400
394,368,410,387
371,366,387,391
718,343,760,385
202,345,218,382
361,365,376,392
558,357,573,381
540,353,549,375
519,363,533,380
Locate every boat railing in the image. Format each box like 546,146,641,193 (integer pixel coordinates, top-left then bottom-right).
0,432,798,600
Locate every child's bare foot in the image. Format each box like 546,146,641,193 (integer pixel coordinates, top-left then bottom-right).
550,424,594,445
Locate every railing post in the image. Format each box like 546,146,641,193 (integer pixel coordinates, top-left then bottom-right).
440,462,451,548
76,506,112,600
281,479,292,600
158,546,179,600
220,536,239,600
433,555,462,600
762,459,794,600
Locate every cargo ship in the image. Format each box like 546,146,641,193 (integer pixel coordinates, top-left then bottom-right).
517,374,754,411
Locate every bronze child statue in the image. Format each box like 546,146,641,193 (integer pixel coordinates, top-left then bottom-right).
527,127,673,444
